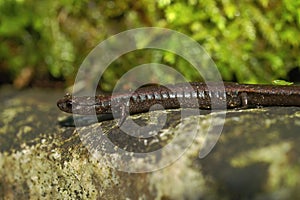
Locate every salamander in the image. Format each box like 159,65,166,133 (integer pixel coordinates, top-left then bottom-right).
57,82,300,125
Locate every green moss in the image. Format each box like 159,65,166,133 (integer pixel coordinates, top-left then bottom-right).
1,0,300,86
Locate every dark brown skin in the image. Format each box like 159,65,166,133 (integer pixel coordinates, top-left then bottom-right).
57,82,300,125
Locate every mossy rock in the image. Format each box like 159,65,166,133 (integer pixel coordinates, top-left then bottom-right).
1,86,300,199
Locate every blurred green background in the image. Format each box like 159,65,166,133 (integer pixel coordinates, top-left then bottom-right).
1,0,300,90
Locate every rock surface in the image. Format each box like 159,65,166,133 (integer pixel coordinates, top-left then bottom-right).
1,86,300,199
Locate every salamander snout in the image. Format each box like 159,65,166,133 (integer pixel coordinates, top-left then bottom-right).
57,98,73,113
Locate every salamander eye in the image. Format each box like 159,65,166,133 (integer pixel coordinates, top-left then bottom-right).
66,101,73,109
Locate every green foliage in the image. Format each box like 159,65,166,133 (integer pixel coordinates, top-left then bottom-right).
0,0,300,87
272,80,294,85
0,0,76,80
160,0,300,83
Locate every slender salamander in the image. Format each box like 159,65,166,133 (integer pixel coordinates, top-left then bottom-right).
57,82,300,125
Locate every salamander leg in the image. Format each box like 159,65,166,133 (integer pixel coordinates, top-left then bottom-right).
117,104,128,127
240,92,248,108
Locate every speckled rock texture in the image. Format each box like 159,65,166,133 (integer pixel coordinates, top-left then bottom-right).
1,86,300,199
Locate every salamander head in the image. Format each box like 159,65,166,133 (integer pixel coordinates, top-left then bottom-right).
57,94,107,115
57,93,73,113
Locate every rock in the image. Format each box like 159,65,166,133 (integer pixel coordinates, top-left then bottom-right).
1,86,300,199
